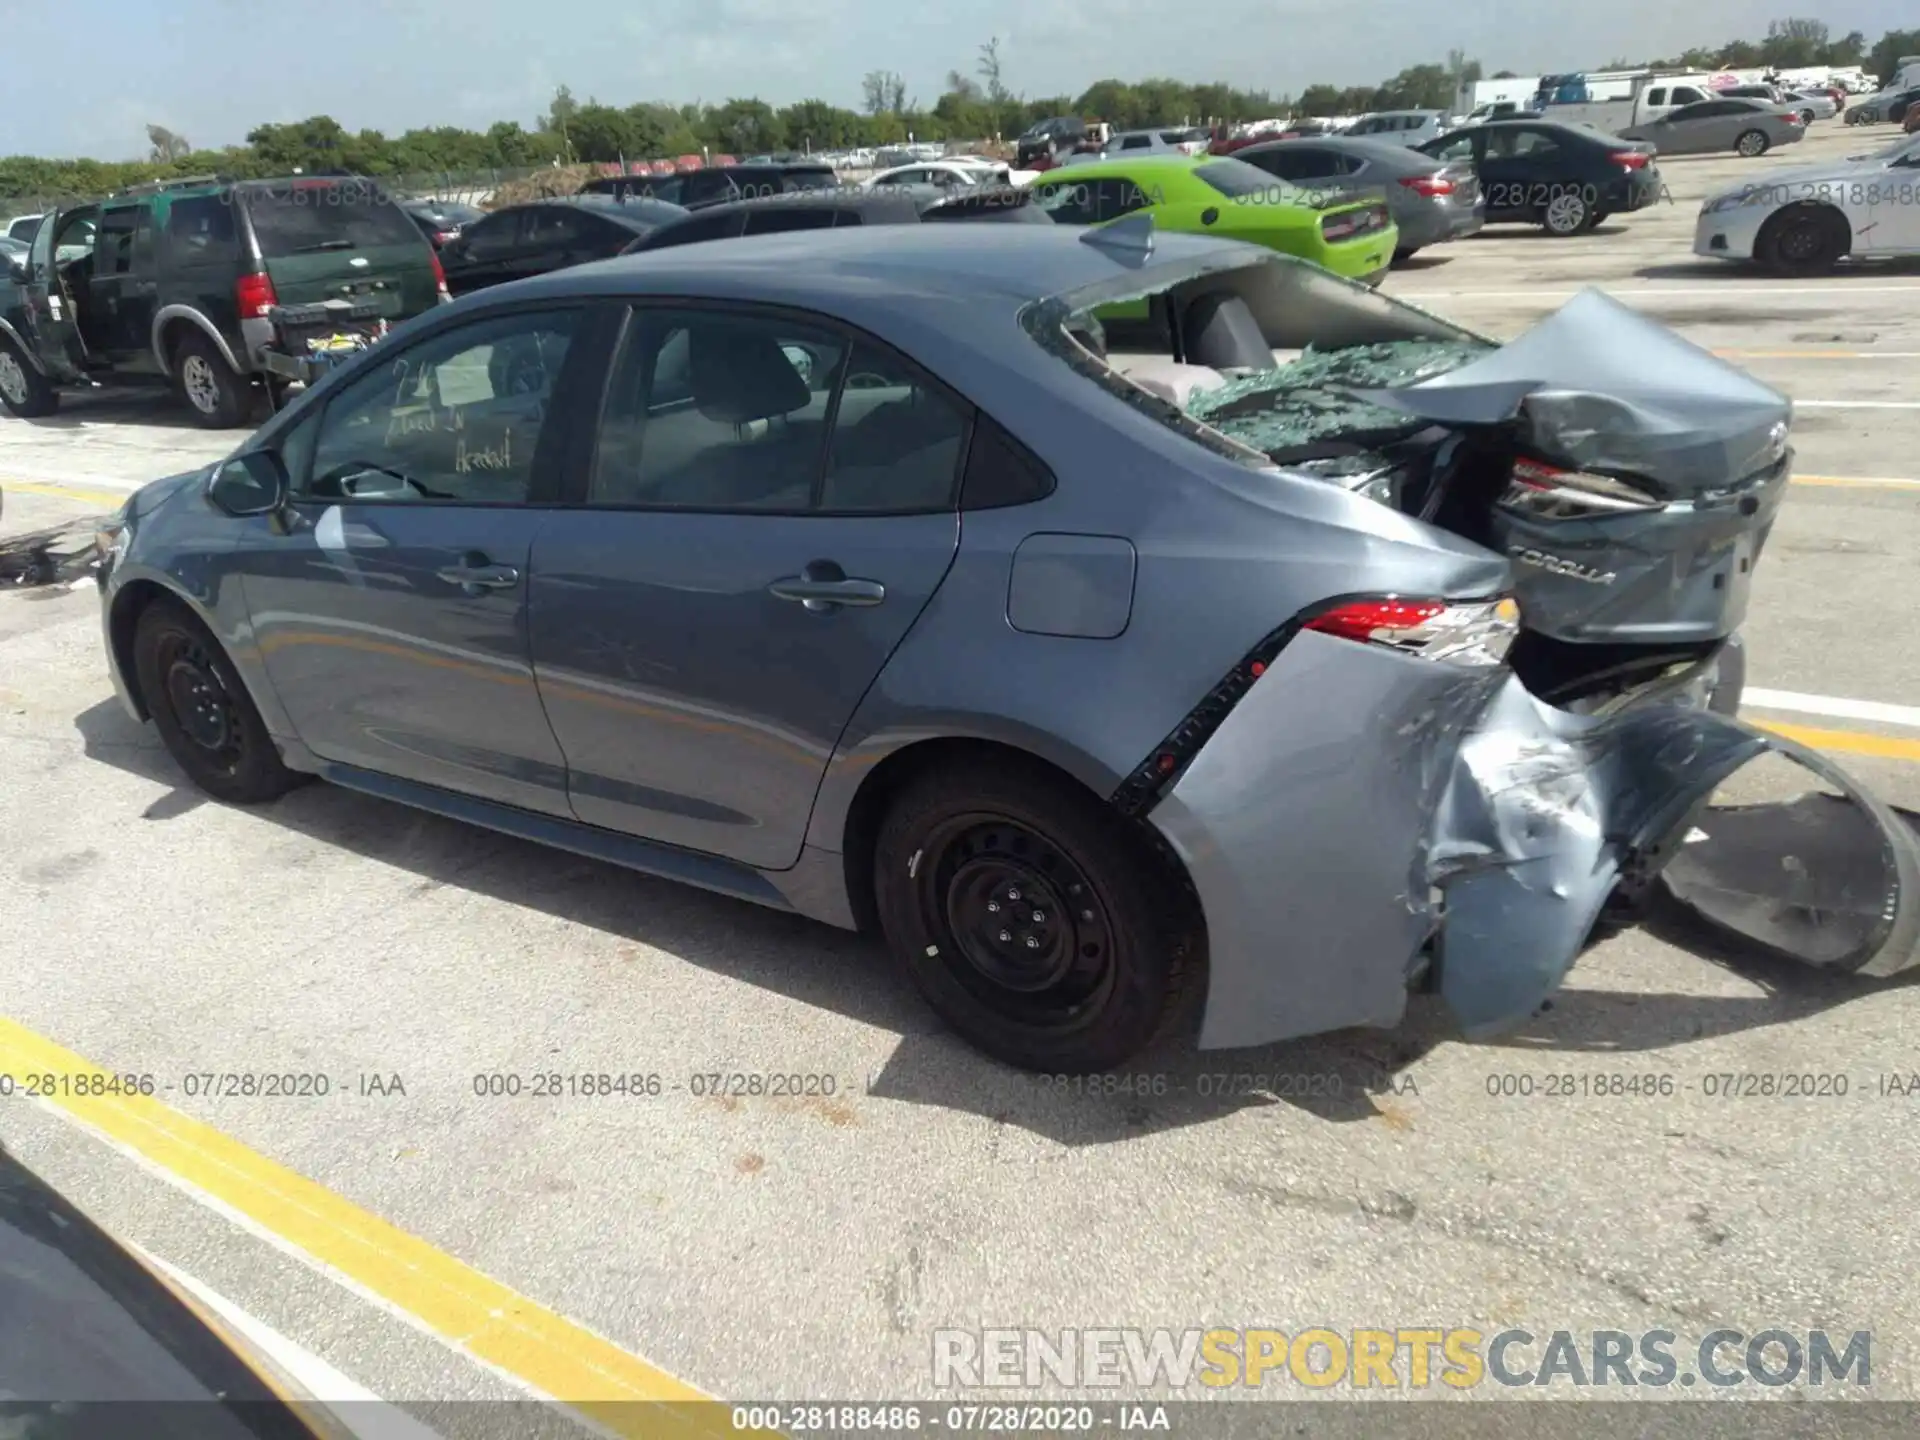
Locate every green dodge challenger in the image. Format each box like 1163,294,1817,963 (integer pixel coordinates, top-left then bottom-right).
1025,154,1397,286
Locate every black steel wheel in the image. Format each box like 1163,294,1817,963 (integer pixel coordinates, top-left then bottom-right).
873,758,1198,1072
132,598,305,803
1755,203,1849,276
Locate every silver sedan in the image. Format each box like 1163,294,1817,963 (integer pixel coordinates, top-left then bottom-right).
1621,97,1806,156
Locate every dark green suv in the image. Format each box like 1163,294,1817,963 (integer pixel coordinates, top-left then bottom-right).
0,176,448,427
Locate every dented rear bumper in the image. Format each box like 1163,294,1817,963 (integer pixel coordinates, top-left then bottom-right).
1149,629,1920,1052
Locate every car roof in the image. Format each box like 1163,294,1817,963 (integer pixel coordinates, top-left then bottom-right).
493,222,1253,313
1238,134,1432,169
548,194,689,222
1034,153,1203,178
659,189,929,223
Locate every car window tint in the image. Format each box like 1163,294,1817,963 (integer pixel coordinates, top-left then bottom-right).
820,343,970,512
164,195,239,263
96,206,143,275
1094,177,1154,219
638,211,745,248
743,206,838,234
456,211,519,256
590,310,846,509
303,309,579,505
1424,133,1475,161
239,181,422,256
523,208,587,247
1647,88,1667,105
1030,180,1096,224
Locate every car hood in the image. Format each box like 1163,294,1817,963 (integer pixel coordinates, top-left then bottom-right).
128,466,212,520
1710,155,1884,196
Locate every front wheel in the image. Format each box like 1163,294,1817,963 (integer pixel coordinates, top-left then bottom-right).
1735,129,1770,157
0,336,59,418
872,759,1198,1073
132,598,306,804
1755,204,1848,276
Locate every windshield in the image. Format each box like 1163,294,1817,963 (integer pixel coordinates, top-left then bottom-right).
1851,135,1920,163
240,181,424,254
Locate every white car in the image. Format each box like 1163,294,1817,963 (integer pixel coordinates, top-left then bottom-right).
1694,131,1920,274
865,159,1038,189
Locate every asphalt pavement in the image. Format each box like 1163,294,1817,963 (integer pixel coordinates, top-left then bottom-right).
4,124,1920,1436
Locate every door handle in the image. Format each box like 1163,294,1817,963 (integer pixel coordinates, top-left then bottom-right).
769,562,885,611
436,555,520,594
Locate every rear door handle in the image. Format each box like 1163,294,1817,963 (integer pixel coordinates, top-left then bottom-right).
436,555,520,594
769,564,885,611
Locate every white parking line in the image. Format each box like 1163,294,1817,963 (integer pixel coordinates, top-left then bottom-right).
1744,687,1920,730
137,1246,446,1437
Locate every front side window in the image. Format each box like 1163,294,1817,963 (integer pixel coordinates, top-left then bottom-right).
456,211,521,258
96,206,143,275
300,309,579,504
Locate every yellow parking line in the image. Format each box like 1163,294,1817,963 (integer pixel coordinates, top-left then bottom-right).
0,1017,737,1440
1794,474,1920,489
1750,720,1920,763
2,479,127,507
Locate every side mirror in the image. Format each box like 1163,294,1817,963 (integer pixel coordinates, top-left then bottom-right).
208,451,289,518
6,257,25,283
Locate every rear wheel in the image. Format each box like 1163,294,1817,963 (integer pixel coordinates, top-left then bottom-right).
132,598,305,804
1392,245,1420,264
1539,190,1589,235
872,758,1197,1073
1734,129,1770,157
0,335,58,418
171,330,254,428
1755,204,1849,276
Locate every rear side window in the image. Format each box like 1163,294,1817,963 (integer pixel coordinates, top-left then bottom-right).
239,182,423,256
781,171,838,192
164,196,239,264
960,414,1055,509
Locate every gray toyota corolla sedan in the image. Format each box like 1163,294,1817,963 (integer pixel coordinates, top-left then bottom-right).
93,221,1920,1072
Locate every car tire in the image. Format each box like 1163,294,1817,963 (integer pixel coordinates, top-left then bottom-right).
1800,108,1816,124
872,757,1198,1073
1539,190,1589,235
1392,245,1420,264
1734,129,1770,157
132,597,306,804
170,330,255,429
0,335,59,418
1755,203,1849,276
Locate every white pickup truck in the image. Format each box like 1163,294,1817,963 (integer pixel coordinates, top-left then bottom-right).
1529,73,1718,132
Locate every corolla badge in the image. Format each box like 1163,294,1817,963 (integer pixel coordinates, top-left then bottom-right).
1515,548,1617,585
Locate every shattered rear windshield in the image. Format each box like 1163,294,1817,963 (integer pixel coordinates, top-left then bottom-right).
1183,341,1493,452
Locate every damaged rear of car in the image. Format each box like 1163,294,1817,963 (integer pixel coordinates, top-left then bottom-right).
1032,221,1920,1055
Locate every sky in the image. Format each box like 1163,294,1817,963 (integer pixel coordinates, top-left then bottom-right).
2,0,1913,159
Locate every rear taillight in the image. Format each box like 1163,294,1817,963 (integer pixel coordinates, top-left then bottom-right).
234,271,276,319
1785,112,1803,124
1323,206,1384,240
1304,595,1519,666
1399,174,1455,196
1109,592,1517,815
434,229,457,245
430,249,450,299
1501,456,1663,518
1612,151,1649,168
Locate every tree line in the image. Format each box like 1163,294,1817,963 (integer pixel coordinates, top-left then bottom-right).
3,20,1917,205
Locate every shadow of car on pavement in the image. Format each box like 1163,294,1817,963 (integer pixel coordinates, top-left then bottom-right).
72,696,1904,1144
